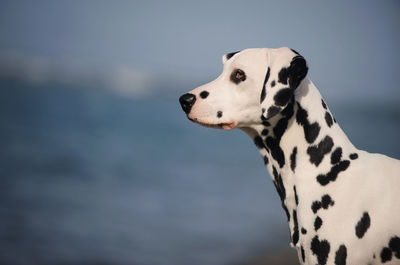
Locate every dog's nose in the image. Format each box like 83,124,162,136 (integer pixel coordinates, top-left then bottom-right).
179,93,196,114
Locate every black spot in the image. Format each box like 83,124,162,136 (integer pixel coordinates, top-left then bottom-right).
254,136,265,149
272,166,289,222
263,155,269,165
278,67,289,85
294,186,299,205
335,245,347,265
290,147,297,172
307,136,334,166
274,88,293,106
331,147,342,164
271,80,276,87
312,194,334,214
200,91,209,99
283,204,290,222
261,129,269,136
325,112,333,127
260,67,270,104
291,48,300,55
268,103,293,165
272,165,279,179
296,102,321,144
225,51,240,60
281,100,294,118
321,99,327,109
317,160,350,186
355,212,371,238
266,137,285,168
305,123,320,144
267,106,280,119
272,169,285,207
273,115,289,140
312,201,322,214
301,245,305,262
262,120,271,126
314,216,323,231
381,247,392,263
272,166,285,201
260,87,266,104
217,111,223,118
261,108,266,113
349,153,358,160
321,195,334,209
292,210,299,245
301,228,307,234
311,236,330,265
389,236,400,258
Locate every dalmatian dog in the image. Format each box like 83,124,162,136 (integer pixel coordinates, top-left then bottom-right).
179,47,400,265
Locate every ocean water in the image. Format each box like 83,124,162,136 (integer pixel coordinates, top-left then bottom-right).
0,79,399,265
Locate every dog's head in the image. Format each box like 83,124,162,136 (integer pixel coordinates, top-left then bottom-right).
179,47,308,130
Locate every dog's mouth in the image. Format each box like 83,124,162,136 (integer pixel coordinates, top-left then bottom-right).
188,117,236,130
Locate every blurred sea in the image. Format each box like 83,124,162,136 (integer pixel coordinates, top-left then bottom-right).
0,78,399,265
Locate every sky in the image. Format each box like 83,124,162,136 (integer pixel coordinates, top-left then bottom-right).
0,0,399,101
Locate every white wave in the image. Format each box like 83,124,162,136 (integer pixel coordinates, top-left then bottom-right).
0,51,157,98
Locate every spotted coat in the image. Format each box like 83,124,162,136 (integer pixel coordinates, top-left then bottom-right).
179,47,400,265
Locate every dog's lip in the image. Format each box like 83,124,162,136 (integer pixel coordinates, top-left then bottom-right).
188,117,236,130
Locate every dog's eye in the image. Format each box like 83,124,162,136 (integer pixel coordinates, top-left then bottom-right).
230,69,246,84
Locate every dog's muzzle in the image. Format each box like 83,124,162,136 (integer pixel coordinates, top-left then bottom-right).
179,93,196,114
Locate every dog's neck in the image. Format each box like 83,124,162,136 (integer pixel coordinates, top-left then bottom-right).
241,78,357,247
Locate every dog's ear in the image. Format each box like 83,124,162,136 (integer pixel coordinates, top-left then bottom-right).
288,55,308,89
222,51,241,64
261,48,308,119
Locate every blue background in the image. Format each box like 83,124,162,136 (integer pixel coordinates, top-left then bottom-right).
0,1,399,264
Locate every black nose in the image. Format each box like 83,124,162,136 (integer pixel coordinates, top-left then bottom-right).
179,93,196,114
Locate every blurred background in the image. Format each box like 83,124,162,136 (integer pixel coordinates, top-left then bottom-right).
0,1,399,265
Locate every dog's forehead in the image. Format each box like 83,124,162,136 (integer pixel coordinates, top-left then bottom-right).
229,48,265,61
223,48,268,69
